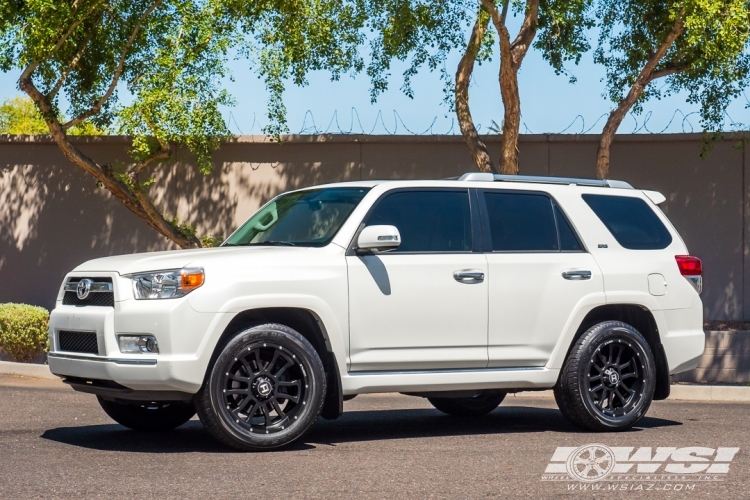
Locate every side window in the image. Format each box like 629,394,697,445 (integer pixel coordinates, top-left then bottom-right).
555,205,582,251
582,194,672,250
483,192,558,251
366,190,472,252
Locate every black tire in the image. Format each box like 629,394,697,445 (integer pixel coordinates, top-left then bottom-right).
97,397,196,431
195,323,326,451
428,391,506,417
554,320,656,432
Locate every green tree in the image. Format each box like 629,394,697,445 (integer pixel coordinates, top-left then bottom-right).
0,96,48,134
0,96,107,134
594,0,750,179
366,1,593,174
0,0,367,248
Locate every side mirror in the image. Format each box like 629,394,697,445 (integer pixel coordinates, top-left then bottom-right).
357,225,401,252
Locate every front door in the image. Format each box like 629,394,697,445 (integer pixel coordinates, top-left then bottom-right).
477,189,604,367
347,189,488,372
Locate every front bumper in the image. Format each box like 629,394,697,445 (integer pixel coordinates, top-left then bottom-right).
48,295,227,394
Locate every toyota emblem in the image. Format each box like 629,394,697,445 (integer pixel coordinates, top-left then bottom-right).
76,278,93,300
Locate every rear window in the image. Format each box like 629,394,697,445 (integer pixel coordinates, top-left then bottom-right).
582,194,672,250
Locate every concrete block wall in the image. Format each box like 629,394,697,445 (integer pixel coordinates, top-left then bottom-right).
672,331,750,384
1,133,749,320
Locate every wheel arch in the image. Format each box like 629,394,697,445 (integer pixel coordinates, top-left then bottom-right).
206,307,344,419
562,304,671,401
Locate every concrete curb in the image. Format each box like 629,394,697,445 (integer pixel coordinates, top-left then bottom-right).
0,360,58,380
511,385,750,403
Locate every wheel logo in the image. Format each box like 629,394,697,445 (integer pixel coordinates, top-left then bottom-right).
257,380,272,396
566,444,616,482
76,278,92,300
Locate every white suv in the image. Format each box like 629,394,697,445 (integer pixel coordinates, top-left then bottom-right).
48,173,705,450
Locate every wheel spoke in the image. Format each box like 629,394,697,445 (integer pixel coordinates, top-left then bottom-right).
228,373,251,383
615,345,623,365
597,387,609,407
271,399,287,419
276,391,300,404
618,359,632,371
589,374,601,382
240,357,257,377
614,388,628,405
618,382,635,394
231,395,255,416
620,372,637,380
226,388,251,395
266,350,281,374
273,359,294,378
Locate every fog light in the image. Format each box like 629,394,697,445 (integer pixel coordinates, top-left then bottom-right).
118,335,159,354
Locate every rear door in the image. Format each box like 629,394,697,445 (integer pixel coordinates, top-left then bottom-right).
479,189,604,367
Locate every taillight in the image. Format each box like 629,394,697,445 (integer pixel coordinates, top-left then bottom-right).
675,255,702,294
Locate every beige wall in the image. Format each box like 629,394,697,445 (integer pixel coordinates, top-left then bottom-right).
0,133,746,319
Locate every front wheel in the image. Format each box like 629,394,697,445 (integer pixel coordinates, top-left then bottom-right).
428,391,506,417
195,323,326,451
554,320,656,431
97,397,196,431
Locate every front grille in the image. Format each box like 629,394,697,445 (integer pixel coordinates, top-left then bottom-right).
62,277,114,307
58,331,99,354
63,291,114,307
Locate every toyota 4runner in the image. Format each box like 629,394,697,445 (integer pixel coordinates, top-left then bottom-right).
48,173,705,450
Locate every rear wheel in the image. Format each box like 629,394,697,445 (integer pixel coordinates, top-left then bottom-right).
554,320,656,431
428,391,506,417
97,398,196,431
196,323,326,451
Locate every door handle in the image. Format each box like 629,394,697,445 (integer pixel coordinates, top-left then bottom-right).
562,270,592,280
454,270,485,283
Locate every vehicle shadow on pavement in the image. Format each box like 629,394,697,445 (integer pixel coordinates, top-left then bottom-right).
40,405,681,453
301,406,682,447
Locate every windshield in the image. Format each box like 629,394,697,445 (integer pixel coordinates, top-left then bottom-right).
223,187,370,247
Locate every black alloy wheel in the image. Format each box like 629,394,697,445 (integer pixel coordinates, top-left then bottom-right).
584,338,645,419
219,342,308,432
554,321,656,431
196,323,326,450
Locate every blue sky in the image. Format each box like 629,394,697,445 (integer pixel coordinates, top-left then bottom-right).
1,25,748,136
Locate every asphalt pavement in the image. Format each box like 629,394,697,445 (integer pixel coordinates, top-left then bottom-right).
1,375,749,499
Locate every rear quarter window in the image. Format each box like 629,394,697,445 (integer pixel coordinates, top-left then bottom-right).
582,194,672,250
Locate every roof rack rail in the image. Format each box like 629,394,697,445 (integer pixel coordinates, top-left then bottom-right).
456,172,633,189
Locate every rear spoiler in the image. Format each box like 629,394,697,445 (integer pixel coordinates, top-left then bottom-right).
642,190,666,205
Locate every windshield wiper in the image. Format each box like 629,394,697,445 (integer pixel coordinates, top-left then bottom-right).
246,241,297,247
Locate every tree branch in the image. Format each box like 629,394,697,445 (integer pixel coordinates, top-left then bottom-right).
596,10,686,179
48,31,95,99
63,0,163,131
510,0,539,63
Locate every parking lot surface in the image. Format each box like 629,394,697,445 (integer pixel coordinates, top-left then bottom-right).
1,375,748,499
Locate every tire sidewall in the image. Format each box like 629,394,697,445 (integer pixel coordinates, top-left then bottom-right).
207,325,326,449
576,323,656,430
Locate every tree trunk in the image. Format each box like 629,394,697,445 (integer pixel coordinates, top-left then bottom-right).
455,8,495,173
483,0,539,176
498,31,520,175
596,14,686,180
18,77,202,249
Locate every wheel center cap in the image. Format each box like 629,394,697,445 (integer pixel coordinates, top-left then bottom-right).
603,368,620,387
253,376,274,399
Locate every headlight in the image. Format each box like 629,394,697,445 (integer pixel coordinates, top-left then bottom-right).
127,268,204,300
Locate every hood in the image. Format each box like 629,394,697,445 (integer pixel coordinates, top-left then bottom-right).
73,245,322,275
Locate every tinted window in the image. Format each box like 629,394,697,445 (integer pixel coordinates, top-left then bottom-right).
366,191,471,252
555,206,582,251
582,194,672,250
224,188,369,247
484,192,558,251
